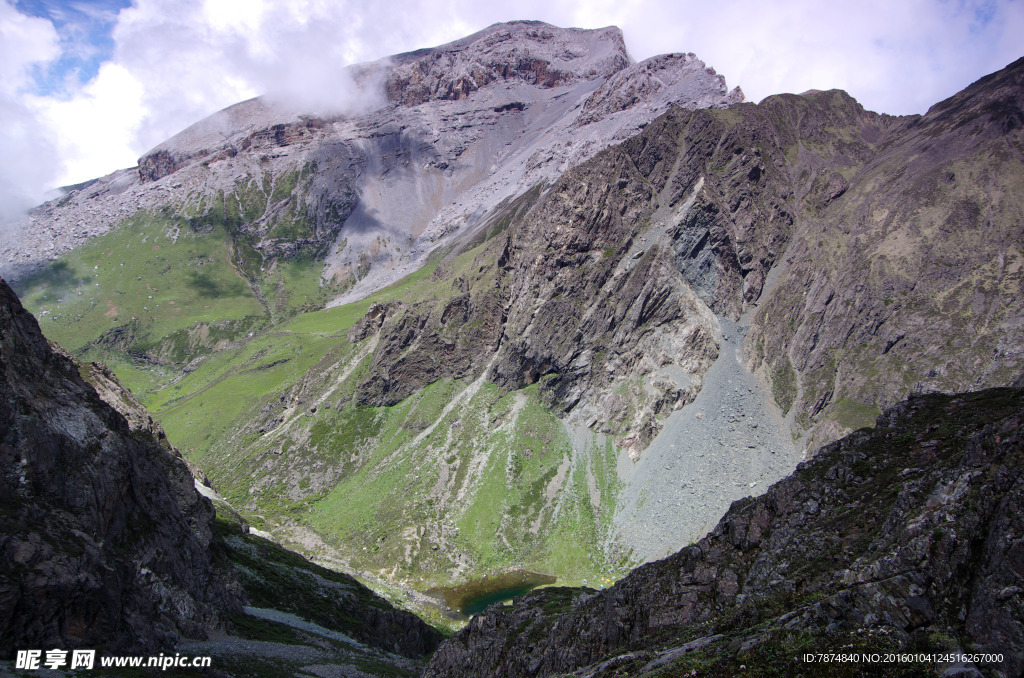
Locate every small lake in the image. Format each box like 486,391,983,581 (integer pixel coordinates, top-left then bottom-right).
428,570,556,616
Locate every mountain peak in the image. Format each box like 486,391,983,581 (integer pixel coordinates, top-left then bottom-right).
388,20,627,66
382,22,630,107
133,22,636,179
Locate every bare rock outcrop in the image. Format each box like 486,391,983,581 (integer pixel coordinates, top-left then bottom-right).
0,278,240,657
384,21,629,106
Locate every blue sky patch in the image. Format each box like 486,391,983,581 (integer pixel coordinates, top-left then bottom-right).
15,0,132,95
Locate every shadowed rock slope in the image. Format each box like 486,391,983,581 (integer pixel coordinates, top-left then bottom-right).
425,385,1024,678
0,277,240,656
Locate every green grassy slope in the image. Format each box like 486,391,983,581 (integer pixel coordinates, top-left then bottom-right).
15,210,625,592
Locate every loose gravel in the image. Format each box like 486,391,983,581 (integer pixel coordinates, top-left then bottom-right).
612,316,804,563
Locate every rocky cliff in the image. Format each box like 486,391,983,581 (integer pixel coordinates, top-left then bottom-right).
0,277,239,656
749,56,1024,450
346,55,1024,475
425,385,1024,677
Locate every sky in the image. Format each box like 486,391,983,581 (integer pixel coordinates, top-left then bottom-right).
2,0,1023,223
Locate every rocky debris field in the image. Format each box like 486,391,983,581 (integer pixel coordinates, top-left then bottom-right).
614,316,801,562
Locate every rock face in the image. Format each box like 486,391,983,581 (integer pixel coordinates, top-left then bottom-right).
382,22,629,106
425,386,1024,678
350,131,724,457
748,57,1024,448
0,277,239,656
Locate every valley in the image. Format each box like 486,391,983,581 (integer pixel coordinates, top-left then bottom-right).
4,22,778,596
1,20,1023,677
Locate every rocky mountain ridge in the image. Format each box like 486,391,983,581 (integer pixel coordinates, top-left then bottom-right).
0,277,238,654
748,57,1024,448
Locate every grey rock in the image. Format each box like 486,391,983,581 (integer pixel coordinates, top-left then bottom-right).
0,278,241,656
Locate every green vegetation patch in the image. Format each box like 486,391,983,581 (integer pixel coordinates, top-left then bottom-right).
830,398,882,431
14,210,265,358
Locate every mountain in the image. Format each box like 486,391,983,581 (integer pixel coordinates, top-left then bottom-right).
423,385,1024,677
749,58,1024,448
1,22,754,587
3,23,1023,602
3,21,741,302
6,249,1022,675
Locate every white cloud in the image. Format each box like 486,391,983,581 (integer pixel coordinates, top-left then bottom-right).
0,1,62,225
0,2,61,94
29,62,146,182
93,0,457,159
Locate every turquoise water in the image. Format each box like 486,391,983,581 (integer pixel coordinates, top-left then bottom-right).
429,570,556,616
